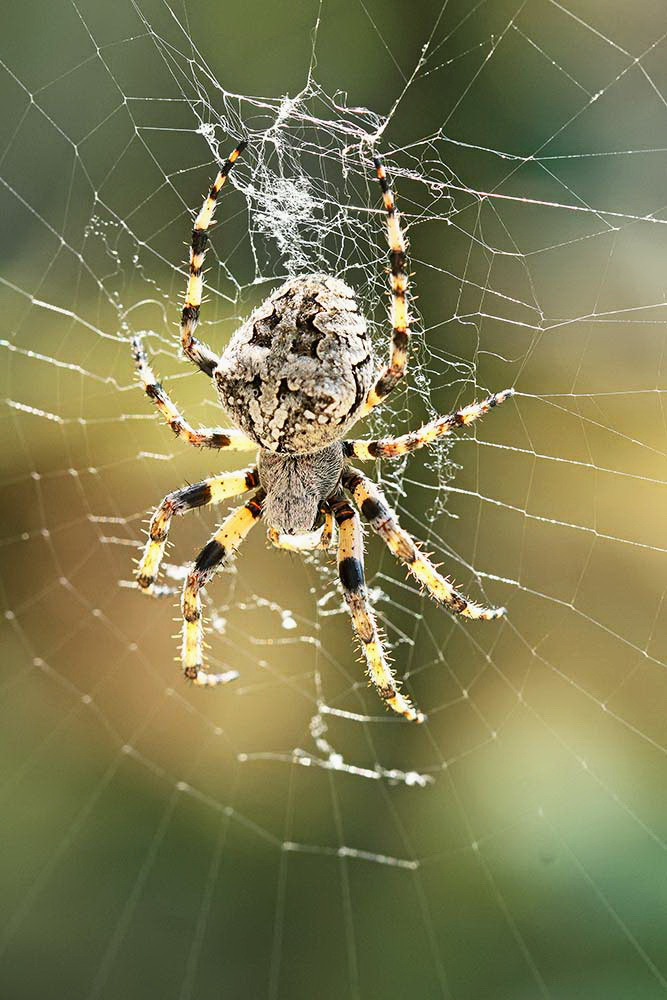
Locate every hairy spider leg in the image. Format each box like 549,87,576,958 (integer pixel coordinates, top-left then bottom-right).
136,467,259,594
332,498,424,723
182,140,248,376
318,508,334,550
131,335,255,450
181,490,265,686
343,469,506,621
360,155,411,417
345,388,515,460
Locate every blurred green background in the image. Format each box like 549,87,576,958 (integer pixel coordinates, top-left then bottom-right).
1,1,666,998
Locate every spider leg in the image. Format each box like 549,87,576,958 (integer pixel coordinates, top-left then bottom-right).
182,489,265,686
359,155,410,418
136,466,259,595
317,508,334,550
132,335,256,450
331,497,424,723
345,388,514,460
343,468,505,621
181,140,247,376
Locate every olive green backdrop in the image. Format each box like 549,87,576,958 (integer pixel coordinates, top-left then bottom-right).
1,1,666,999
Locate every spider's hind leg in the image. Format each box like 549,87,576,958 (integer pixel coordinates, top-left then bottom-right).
343,468,505,621
331,497,424,723
359,155,411,418
136,467,259,595
181,140,247,375
181,490,265,687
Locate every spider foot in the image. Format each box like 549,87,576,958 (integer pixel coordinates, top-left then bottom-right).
381,685,426,724
187,666,239,686
142,582,181,599
119,577,181,598
460,601,506,621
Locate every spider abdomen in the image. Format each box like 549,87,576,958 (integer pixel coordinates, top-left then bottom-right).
214,274,375,453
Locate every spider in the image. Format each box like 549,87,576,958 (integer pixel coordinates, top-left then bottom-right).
131,140,514,723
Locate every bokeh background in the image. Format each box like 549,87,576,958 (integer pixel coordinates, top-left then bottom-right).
1,1,666,998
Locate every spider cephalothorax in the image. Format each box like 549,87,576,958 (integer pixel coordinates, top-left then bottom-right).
258,444,344,535
132,141,514,722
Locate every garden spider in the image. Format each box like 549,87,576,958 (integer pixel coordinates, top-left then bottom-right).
132,140,514,723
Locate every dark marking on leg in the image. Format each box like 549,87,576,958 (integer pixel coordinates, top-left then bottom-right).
390,249,406,274
392,329,409,353
332,504,355,525
179,481,213,510
191,229,208,255
245,468,260,490
208,432,232,449
448,594,468,614
194,539,226,573
145,382,164,402
339,556,365,592
181,304,200,326
341,470,363,492
360,496,386,522
373,156,389,192
246,490,265,518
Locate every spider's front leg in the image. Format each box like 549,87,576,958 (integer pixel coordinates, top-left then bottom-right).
331,497,424,723
359,155,411,418
182,490,265,686
131,335,256,450
136,467,259,595
343,468,505,621
181,140,247,375
345,387,515,460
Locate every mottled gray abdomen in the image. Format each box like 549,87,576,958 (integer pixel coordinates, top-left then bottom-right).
214,274,375,454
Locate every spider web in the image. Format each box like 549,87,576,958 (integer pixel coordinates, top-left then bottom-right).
1,0,667,997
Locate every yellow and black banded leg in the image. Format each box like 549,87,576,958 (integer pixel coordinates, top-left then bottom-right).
131,335,255,450
360,155,411,418
343,468,505,621
181,140,247,375
331,497,424,723
345,388,515,460
136,467,259,595
182,489,265,686
317,509,334,550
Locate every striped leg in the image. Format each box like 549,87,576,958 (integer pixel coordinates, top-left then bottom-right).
318,509,334,550
182,140,247,375
360,155,410,418
343,469,505,621
182,490,265,686
345,388,514,460
136,467,259,595
132,335,255,450
332,498,424,723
